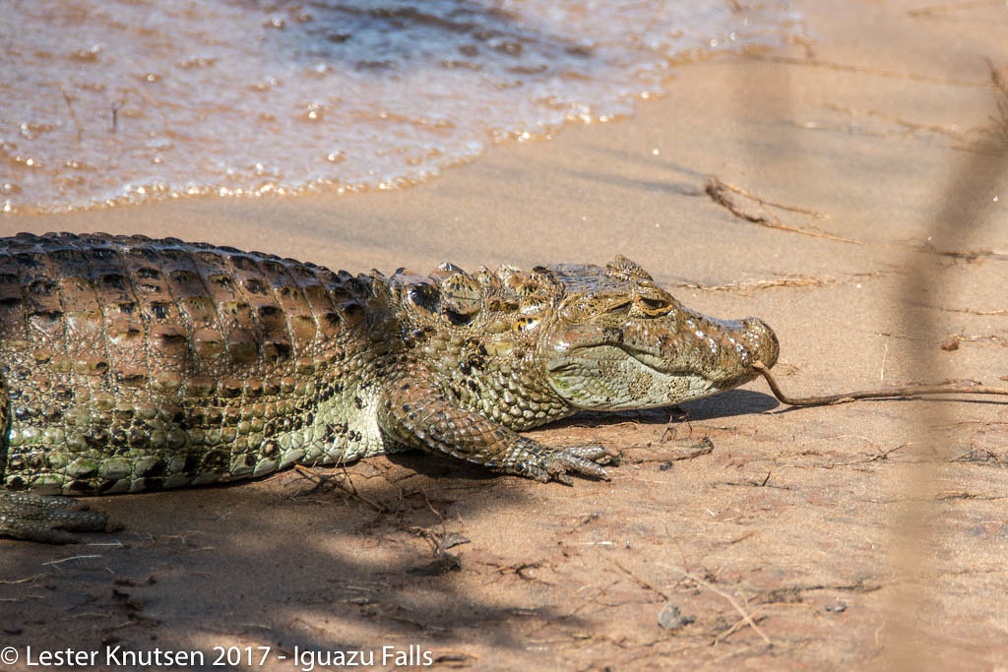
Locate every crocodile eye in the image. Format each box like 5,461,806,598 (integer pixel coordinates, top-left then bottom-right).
635,296,668,315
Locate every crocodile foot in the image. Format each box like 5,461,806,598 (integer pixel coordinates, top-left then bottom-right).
380,375,619,484
0,492,113,544
516,443,616,485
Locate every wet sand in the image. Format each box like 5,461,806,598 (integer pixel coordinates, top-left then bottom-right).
2,0,1007,669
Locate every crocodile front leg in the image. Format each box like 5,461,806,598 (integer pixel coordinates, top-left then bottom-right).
377,374,613,483
0,371,110,543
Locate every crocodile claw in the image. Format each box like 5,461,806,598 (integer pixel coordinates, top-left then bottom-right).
530,444,615,484
0,492,113,544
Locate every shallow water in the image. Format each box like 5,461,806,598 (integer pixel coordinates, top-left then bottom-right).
1,0,799,214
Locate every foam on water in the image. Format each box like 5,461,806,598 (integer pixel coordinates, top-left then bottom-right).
1,0,800,214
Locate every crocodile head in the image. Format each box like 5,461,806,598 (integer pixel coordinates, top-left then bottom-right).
392,255,778,423
537,256,779,411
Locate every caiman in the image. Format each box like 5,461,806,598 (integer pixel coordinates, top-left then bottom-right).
0,232,779,542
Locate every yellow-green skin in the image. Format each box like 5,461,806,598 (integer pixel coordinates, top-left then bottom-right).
0,232,778,542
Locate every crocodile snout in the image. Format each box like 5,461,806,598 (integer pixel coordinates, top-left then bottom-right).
739,317,779,371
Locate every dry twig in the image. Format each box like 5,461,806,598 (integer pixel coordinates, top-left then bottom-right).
293,463,388,512
680,569,772,647
705,178,862,244
752,361,1008,407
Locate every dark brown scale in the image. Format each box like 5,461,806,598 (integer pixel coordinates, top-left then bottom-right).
0,232,378,496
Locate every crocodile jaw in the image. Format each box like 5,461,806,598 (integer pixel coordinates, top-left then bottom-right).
544,314,779,411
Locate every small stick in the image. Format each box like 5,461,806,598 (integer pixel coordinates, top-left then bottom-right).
293,463,387,512
705,178,863,245
60,88,83,141
681,569,772,647
752,362,1008,407
709,177,830,219
42,554,102,566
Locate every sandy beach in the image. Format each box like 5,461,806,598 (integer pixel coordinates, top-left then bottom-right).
2,0,1007,669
